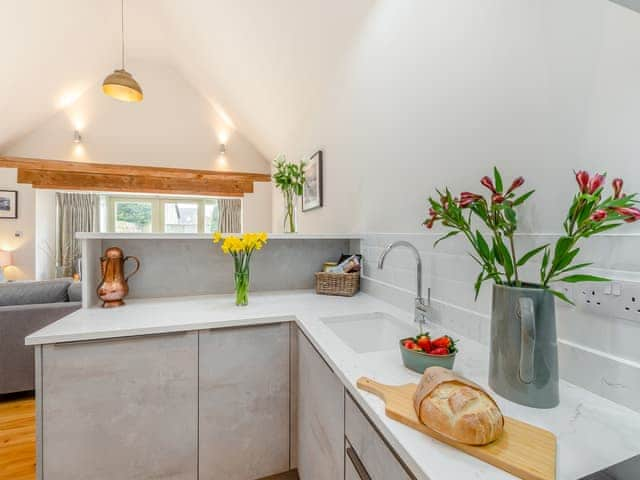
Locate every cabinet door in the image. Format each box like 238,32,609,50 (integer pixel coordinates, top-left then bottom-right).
296,328,344,480
199,323,290,480
42,332,198,480
345,393,413,480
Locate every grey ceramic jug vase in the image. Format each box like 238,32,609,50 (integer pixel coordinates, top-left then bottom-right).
489,284,559,408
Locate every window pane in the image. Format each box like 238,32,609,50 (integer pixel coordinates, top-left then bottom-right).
203,202,219,233
164,202,198,233
115,201,152,233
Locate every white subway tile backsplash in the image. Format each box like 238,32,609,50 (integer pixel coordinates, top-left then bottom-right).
358,232,640,411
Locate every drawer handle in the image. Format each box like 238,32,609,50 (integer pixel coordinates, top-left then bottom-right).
347,446,371,480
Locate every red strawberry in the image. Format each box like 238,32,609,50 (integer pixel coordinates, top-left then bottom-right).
416,335,432,353
403,340,416,350
431,335,458,353
429,347,450,356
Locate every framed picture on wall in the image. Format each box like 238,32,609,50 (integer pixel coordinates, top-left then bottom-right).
302,150,323,212
0,190,17,219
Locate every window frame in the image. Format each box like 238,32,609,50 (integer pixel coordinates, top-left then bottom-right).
106,195,235,234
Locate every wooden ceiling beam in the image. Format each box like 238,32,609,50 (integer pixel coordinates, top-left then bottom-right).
17,169,249,197
0,156,272,183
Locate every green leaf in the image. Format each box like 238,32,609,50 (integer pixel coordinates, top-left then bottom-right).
553,236,573,261
558,274,610,283
516,244,548,267
540,247,550,284
494,235,513,279
433,230,459,247
504,207,517,223
555,248,580,271
556,262,593,274
474,269,484,301
475,231,491,260
494,167,503,193
512,190,535,206
549,289,575,306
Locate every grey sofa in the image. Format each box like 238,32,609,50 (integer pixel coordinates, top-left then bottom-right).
0,279,81,394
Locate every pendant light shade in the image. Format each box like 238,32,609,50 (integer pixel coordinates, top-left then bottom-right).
103,0,143,102
103,69,143,102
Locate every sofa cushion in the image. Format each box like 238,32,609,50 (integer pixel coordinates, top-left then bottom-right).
67,282,83,302
0,279,72,306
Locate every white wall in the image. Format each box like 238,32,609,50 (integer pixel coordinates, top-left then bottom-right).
0,169,35,281
1,60,271,279
276,0,640,236
277,0,640,409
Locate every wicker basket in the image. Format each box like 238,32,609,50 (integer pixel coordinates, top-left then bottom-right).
315,271,360,297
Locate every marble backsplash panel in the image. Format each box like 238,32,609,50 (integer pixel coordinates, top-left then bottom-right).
356,232,640,412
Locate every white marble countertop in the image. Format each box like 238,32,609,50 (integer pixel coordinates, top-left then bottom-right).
26,291,640,480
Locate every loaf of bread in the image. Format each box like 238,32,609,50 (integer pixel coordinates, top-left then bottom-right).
413,366,504,445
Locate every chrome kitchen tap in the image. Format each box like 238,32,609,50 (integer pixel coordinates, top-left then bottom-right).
378,241,431,332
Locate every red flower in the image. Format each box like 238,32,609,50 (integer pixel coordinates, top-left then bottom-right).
614,207,640,223
480,176,497,194
590,209,607,222
458,192,482,208
587,173,606,194
575,170,590,193
506,176,525,194
613,178,624,199
492,193,505,204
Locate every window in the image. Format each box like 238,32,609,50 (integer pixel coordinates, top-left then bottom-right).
203,202,220,233
164,202,198,233
106,196,236,233
114,200,153,233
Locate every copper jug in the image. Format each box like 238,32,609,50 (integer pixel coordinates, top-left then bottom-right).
97,247,140,308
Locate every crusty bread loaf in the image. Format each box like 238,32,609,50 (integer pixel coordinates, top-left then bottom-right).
413,366,503,445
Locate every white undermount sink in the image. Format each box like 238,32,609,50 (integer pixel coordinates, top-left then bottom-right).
321,312,417,353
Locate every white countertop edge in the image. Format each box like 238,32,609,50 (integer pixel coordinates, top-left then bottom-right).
24,314,297,346
75,232,362,240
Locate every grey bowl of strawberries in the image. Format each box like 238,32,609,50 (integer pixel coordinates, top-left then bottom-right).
400,334,457,373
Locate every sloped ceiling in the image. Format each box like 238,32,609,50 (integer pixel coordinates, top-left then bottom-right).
0,0,375,161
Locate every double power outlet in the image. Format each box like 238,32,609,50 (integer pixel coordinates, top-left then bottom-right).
559,280,640,322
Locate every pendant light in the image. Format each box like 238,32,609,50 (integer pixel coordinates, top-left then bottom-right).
102,0,143,102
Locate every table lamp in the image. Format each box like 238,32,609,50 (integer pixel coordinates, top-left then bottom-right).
0,250,14,282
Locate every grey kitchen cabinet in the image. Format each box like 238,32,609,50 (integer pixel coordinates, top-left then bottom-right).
296,328,344,480
199,323,291,480
41,331,198,480
345,392,414,480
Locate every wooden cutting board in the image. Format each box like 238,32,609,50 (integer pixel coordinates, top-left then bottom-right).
357,377,556,480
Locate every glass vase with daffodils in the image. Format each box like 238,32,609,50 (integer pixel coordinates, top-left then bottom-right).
213,232,268,306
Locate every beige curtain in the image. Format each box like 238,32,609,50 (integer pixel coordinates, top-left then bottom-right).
218,198,241,233
57,193,99,277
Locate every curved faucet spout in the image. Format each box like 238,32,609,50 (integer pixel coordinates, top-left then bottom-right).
378,241,422,300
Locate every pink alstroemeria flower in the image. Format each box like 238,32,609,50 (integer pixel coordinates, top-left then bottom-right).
506,176,525,194
590,210,607,222
480,176,497,194
575,170,590,193
492,193,505,204
614,207,640,223
613,178,624,199
587,173,606,194
459,192,482,208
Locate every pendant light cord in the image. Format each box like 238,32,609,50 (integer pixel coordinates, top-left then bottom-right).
121,0,125,70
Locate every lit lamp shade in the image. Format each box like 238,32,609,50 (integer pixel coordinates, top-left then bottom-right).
0,250,13,267
102,69,143,102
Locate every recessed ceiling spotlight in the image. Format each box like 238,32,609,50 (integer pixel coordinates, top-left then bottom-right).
102,0,143,102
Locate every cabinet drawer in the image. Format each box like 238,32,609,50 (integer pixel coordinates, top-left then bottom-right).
345,392,413,480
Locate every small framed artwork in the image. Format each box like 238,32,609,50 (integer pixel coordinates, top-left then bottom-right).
302,150,323,212
0,190,17,219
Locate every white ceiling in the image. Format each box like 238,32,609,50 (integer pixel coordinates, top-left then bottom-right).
0,0,375,160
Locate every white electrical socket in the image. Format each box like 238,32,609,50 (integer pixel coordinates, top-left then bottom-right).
574,280,640,322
